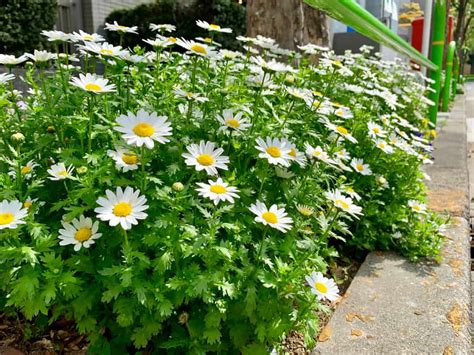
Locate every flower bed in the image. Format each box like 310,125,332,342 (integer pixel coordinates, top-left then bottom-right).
0,22,444,353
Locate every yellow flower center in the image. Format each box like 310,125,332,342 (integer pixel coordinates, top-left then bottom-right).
356,164,364,172
203,37,213,43
191,44,207,55
84,83,102,92
297,206,313,216
58,170,69,177
289,148,297,157
118,26,127,31
335,199,349,210
23,201,32,208
333,60,342,66
133,123,155,137
209,24,221,29
335,110,344,116
336,126,348,135
0,213,14,225
315,281,328,294
74,228,92,242
313,150,322,157
313,100,321,107
210,185,227,194
225,118,240,128
21,166,31,174
313,91,323,97
197,154,215,166
412,205,421,211
372,127,380,134
168,37,177,43
333,102,343,108
266,146,281,158
100,49,114,55
346,187,354,193
122,153,138,165
262,211,278,224
83,35,94,41
377,142,386,149
113,202,132,217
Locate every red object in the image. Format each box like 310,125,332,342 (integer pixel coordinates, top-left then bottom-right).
411,17,424,53
411,15,454,54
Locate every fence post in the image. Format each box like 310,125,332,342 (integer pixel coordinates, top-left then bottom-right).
442,41,456,112
428,0,447,123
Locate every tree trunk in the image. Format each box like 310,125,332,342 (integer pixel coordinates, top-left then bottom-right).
246,0,329,50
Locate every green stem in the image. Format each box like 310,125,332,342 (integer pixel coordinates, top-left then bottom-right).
141,146,146,191
87,95,94,154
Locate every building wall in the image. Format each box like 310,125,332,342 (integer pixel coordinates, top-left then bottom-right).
89,0,152,34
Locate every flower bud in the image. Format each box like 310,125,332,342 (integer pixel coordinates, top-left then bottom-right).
47,126,55,133
77,166,88,174
11,132,25,142
172,182,184,191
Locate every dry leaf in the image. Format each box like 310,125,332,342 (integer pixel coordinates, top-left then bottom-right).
318,326,332,342
345,313,356,322
443,346,454,355
446,303,464,332
351,328,363,337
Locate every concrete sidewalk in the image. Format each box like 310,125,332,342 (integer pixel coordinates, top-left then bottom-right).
313,85,472,355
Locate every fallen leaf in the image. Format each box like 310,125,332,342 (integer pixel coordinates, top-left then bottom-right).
351,328,363,337
443,346,454,355
318,326,332,342
446,303,464,332
414,310,423,315
346,313,356,322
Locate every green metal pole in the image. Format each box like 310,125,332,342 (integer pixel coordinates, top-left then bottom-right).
442,41,456,112
453,55,459,98
428,0,447,123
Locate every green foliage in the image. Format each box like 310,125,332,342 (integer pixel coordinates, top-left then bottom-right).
0,25,444,353
105,0,246,50
0,0,57,55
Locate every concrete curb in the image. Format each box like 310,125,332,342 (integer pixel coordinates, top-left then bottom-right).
313,90,471,354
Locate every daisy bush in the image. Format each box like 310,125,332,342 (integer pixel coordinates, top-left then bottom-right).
0,21,444,353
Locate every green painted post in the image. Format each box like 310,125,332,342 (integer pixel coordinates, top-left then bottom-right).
453,55,459,98
428,0,447,123
442,41,456,112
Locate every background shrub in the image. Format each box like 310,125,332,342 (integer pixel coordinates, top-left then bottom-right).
105,0,246,50
0,0,57,55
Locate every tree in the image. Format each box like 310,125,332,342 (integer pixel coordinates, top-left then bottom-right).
452,0,474,72
246,0,329,50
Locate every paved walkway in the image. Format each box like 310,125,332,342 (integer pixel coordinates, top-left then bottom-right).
314,83,473,354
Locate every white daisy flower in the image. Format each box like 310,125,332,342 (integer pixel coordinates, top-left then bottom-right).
251,56,297,73
176,38,217,57
281,139,306,167
196,37,222,47
9,160,38,180
114,109,172,149
285,87,311,101
69,73,116,93
94,186,149,230
0,200,28,230
23,197,37,209
58,215,102,251
374,139,394,154
335,148,350,161
297,204,315,217
274,167,295,179
47,163,74,180
0,54,27,66
25,50,56,63
333,107,353,120
41,30,71,42
107,146,140,172
249,201,293,233
196,20,232,33
326,123,357,143
0,73,15,84
350,158,372,175
367,121,386,138
304,143,335,165
172,88,209,102
149,24,176,32
255,137,292,167
216,109,250,133
182,141,229,175
408,200,427,214
305,271,340,301
80,42,128,58
143,37,173,48
324,189,363,218
343,186,361,201
196,178,240,205
105,21,138,34
71,30,105,42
